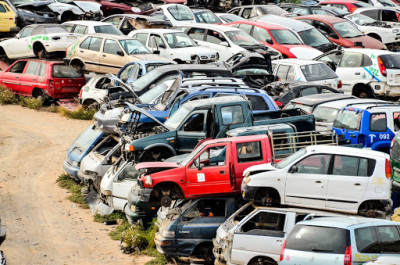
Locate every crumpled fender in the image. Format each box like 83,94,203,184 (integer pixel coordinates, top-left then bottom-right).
48,3,84,15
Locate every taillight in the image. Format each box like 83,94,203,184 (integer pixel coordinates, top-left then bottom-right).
344,245,351,265
338,80,342,89
280,240,286,261
378,56,387,77
275,101,283,108
79,88,83,98
386,159,391,179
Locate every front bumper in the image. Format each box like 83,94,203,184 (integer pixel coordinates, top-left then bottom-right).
241,183,258,201
154,232,176,256
212,238,227,264
124,203,147,225
63,160,80,181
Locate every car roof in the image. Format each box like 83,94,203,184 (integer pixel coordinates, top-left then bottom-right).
273,58,324,65
15,59,63,65
202,134,268,145
63,20,113,26
317,98,388,109
338,48,394,56
182,95,245,109
181,23,241,32
132,28,181,34
253,15,314,31
343,103,400,111
295,14,345,23
305,144,388,159
185,86,266,94
103,14,167,22
83,33,135,39
297,216,397,229
320,0,362,3
231,20,287,30
289,93,356,106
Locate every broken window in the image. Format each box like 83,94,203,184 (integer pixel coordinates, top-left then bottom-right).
182,113,205,132
239,211,286,236
237,141,263,163
181,199,226,221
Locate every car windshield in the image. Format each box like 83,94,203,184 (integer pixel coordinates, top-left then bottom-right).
195,11,222,23
353,2,373,7
52,65,83,78
298,28,331,47
333,109,362,130
180,143,206,166
275,148,307,169
139,81,170,104
259,6,288,16
164,105,191,130
347,14,376,26
284,103,313,113
163,32,197,48
379,54,400,69
313,106,339,123
270,29,302,44
226,30,260,46
119,39,150,54
301,63,338,81
75,125,103,150
167,5,194,21
44,26,68,34
94,25,122,35
378,0,397,6
333,21,363,38
220,14,244,23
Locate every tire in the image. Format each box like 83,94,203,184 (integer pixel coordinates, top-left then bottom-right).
193,56,200,64
256,189,280,207
248,257,277,265
353,85,374,98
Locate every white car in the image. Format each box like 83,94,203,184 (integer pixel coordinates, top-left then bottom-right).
241,145,393,215
178,23,282,61
214,13,246,24
0,24,79,59
315,48,400,97
150,4,196,27
129,29,217,64
345,13,400,45
353,7,400,27
62,20,123,35
272,59,341,88
366,0,398,7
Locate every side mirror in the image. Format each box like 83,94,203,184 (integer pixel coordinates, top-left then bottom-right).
266,39,273,45
220,41,229,47
159,43,166,49
117,51,124,56
153,50,160,55
15,34,20,39
289,165,298,174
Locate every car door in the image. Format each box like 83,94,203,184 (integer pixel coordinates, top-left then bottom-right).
78,36,101,72
100,38,126,73
186,143,231,197
112,162,138,211
19,60,45,96
1,60,27,93
176,110,208,152
326,155,373,211
8,27,33,58
203,29,234,61
148,33,168,58
285,154,332,207
230,210,286,265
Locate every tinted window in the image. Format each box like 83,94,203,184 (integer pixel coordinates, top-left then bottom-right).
103,39,123,55
221,105,244,125
377,226,400,253
0,4,6,12
237,141,263,163
286,225,350,254
355,226,381,253
370,113,387,132
379,54,400,69
382,10,398,22
301,63,337,81
9,61,27,73
295,154,331,174
247,95,268,111
88,37,102,51
52,65,83,78
25,61,41,75
239,212,286,236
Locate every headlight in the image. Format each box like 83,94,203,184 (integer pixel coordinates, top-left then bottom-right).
131,7,141,13
119,113,130,123
103,190,112,196
145,175,152,186
244,176,251,185
161,230,175,238
130,205,136,212
393,29,399,33
71,161,79,167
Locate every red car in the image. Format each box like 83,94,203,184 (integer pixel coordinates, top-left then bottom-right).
294,15,385,49
227,20,323,58
318,0,372,13
0,59,85,99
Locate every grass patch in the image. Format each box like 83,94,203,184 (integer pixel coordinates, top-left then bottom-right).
56,173,87,208
59,106,96,120
18,96,43,110
44,104,60,113
0,86,18,104
94,212,126,224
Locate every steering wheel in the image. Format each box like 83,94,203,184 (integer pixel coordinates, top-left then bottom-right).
178,41,187,47
130,48,139,54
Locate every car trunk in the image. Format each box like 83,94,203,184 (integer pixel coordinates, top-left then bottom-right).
51,64,84,98
379,54,400,86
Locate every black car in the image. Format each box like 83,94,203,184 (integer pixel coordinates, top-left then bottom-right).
265,81,343,107
4,0,57,27
101,14,171,35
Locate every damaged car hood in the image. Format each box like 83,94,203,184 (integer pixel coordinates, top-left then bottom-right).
73,1,101,12
126,102,170,131
243,163,277,176
135,162,180,171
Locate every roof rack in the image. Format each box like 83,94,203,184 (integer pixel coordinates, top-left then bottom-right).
344,101,397,108
365,104,400,110
199,87,260,93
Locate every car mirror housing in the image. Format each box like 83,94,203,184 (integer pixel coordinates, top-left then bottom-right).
117,51,124,56
289,165,298,174
220,41,229,47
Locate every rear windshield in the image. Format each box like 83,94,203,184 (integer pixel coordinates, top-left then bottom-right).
301,63,337,82
286,225,350,254
52,65,83,78
94,25,122,35
379,54,400,70
333,109,362,130
75,125,103,150
313,106,338,123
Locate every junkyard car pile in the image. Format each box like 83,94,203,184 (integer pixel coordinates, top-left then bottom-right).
2,0,400,264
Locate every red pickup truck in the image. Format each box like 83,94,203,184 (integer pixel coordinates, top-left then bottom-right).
0,59,85,100
135,135,275,206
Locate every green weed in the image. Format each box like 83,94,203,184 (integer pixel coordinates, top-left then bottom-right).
18,97,43,110
0,86,18,104
59,106,96,120
56,173,87,207
94,212,126,223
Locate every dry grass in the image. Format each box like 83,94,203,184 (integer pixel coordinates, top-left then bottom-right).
59,106,96,120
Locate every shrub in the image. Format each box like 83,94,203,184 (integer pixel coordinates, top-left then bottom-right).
0,86,18,104
59,106,96,120
56,173,87,207
18,97,43,110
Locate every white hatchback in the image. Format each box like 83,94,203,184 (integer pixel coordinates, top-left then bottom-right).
241,145,392,216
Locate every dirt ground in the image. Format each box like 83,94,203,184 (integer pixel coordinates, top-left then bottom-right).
0,105,152,264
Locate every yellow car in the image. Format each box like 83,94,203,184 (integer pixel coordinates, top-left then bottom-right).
0,1,18,33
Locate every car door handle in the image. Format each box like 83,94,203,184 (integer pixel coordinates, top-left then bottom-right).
15,76,20,79
355,72,360,75
354,183,361,186
315,181,322,183
220,171,225,174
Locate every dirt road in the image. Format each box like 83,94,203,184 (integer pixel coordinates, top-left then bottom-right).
0,105,134,264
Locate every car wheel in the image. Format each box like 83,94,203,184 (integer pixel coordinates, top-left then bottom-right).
193,56,200,64
37,48,48,60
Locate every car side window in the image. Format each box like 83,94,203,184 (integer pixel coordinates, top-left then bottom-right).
253,26,272,43
188,28,205,41
221,105,244,125
292,7,309,15
181,199,226,222
9,61,27,73
80,37,91,49
242,8,253,19
286,66,295,81
332,155,360,176
236,141,263,163
300,87,319,97
117,163,138,181
88,37,103,51
103,39,123,55
237,23,252,34
182,113,205,132
382,10,398,22
206,30,226,44
247,95,269,111
238,212,286,236
149,34,165,49
393,112,400,131
121,18,135,33
377,226,400,253
38,62,46,76
370,113,387,132
119,64,135,81
25,61,41,75
74,25,87,34
276,65,289,80
132,33,148,45
229,8,241,15
355,226,381,253
0,4,6,12
196,145,227,167
361,9,380,20
295,154,331,174
317,51,343,66
362,54,373,66
314,21,335,37
339,52,364,68
20,27,33,38
104,16,123,27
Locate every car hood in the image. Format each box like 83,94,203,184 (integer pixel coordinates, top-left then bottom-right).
130,54,171,62
73,1,101,12
135,162,180,171
126,102,170,131
288,46,322,59
243,163,277,176
345,36,385,49
48,2,84,15
176,46,215,55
